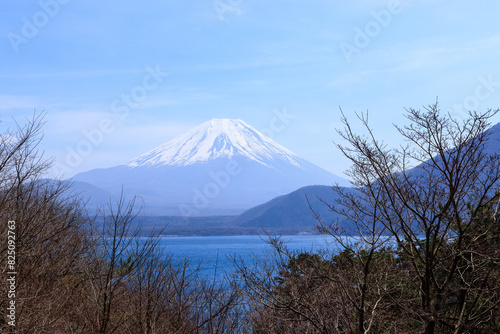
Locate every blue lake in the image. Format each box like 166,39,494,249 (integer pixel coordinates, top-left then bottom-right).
157,234,337,278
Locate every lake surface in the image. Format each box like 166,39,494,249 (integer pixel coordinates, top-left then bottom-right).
158,234,337,279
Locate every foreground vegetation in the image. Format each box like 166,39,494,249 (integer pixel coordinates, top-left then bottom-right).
1,104,500,333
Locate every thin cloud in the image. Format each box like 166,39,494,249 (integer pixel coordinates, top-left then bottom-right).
0,95,49,111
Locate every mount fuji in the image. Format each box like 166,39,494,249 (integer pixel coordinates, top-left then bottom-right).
71,119,349,216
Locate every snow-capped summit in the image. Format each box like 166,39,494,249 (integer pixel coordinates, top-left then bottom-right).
128,119,303,168
72,118,349,216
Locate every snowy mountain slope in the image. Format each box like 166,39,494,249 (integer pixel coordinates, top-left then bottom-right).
72,119,349,216
129,119,315,169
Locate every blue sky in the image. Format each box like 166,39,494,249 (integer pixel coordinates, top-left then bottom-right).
1,0,500,178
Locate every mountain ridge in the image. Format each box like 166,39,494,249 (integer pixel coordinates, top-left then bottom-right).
71,118,348,216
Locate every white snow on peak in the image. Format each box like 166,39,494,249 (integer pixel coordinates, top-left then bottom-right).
128,119,304,168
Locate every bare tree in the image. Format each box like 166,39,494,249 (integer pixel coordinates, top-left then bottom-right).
0,113,247,334
311,190,404,334
323,102,500,333
0,113,93,333
71,193,160,334
234,231,410,334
